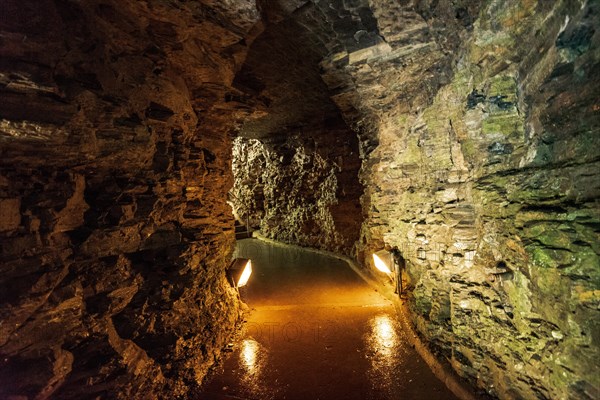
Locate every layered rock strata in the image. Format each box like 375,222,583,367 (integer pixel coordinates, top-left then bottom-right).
1,0,599,399
315,1,599,399
0,0,260,398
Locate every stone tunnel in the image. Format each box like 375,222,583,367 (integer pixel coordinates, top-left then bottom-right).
0,0,598,399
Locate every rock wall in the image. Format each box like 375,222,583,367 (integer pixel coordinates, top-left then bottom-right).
316,0,599,399
1,0,599,399
0,0,260,398
231,117,362,253
228,4,364,255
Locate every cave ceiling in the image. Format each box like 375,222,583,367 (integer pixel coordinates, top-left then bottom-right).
235,0,382,139
234,0,480,140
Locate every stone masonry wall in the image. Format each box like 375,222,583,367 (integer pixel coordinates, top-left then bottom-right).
0,0,260,398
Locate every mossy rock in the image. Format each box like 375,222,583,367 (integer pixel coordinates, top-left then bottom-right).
461,139,478,160
528,245,574,268
531,267,572,305
489,73,517,95
523,224,573,250
413,288,433,317
563,248,600,284
574,223,600,254
482,113,524,137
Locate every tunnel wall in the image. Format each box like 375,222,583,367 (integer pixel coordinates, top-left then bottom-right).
227,3,364,256
317,0,599,399
231,119,363,254
0,0,260,398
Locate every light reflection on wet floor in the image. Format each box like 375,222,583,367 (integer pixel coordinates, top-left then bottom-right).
199,239,458,400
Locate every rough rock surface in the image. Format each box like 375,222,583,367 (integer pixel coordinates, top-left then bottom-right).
314,0,599,399
0,0,260,398
1,0,599,399
231,117,362,253
229,7,363,254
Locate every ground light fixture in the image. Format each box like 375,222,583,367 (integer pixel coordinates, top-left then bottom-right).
372,249,403,295
228,258,252,288
372,249,394,274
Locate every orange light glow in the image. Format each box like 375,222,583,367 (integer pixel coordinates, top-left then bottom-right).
229,258,253,288
241,338,258,370
373,252,392,274
237,260,252,287
371,315,397,351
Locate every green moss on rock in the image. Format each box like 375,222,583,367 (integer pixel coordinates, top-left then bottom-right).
482,113,524,137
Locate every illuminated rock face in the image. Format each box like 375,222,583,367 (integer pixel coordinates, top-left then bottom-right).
1,0,599,399
228,13,364,254
0,0,260,398
314,1,599,399
231,120,362,254
233,0,599,399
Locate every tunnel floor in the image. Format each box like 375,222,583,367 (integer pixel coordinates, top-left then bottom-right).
199,239,458,400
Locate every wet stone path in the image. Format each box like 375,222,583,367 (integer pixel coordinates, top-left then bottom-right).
199,239,458,400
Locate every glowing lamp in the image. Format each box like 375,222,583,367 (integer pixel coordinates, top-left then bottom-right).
372,250,393,274
228,258,252,288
